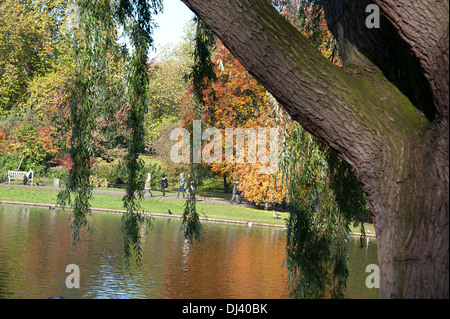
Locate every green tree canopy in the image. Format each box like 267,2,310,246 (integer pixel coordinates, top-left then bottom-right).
0,0,70,113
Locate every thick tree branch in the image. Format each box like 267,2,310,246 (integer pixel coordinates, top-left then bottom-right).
181,0,426,189
322,0,439,122
374,0,449,118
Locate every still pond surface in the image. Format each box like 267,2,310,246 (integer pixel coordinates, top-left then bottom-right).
0,204,378,299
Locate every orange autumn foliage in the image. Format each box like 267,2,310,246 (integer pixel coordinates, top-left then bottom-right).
182,41,286,205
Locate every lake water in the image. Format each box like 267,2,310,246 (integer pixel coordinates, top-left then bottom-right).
0,204,378,299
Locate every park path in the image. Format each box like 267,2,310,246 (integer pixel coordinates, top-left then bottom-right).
1,184,243,207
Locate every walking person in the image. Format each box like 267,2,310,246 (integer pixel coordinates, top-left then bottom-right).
230,181,239,204
144,172,153,197
177,173,185,198
161,175,168,197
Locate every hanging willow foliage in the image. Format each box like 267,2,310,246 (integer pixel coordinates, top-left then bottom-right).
117,0,162,270
275,101,370,299
58,0,162,270
186,16,217,107
57,0,116,249
181,16,217,245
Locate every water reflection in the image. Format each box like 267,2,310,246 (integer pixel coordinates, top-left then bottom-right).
0,204,378,299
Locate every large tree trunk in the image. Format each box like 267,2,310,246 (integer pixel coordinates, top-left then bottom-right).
321,0,449,298
181,0,449,298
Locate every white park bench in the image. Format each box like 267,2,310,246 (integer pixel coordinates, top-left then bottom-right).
7,171,33,186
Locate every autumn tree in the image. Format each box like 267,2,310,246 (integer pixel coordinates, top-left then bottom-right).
0,0,74,170
0,0,69,113
181,0,449,298
181,40,285,204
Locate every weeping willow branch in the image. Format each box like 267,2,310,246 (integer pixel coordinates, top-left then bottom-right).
121,41,152,269
118,0,162,270
185,16,216,107
181,16,216,244
277,109,369,299
181,187,202,245
57,0,116,249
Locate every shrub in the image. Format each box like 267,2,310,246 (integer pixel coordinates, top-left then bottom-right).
89,175,109,188
94,162,117,184
0,152,23,177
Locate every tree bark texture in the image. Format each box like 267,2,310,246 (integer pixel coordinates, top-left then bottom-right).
181,0,449,298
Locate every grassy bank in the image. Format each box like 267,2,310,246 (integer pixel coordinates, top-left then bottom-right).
0,185,376,235
0,185,289,227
